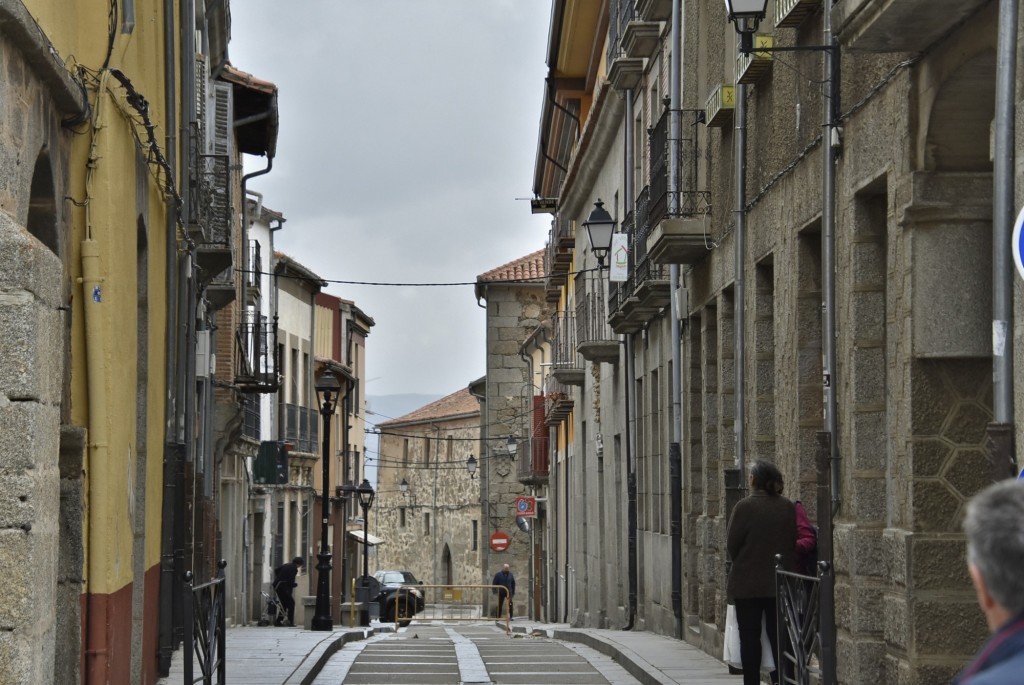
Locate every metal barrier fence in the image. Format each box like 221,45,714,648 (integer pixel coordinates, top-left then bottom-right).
775,558,835,685
183,560,227,685
390,584,512,633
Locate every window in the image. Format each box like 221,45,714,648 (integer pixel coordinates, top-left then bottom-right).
403,439,409,467
472,520,478,551
400,507,406,528
447,436,453,459
424,513,431,535
424,436,431,466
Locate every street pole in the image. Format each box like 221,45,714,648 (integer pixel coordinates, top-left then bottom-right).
312,376,340,631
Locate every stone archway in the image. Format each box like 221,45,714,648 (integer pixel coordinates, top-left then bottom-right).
441,543,453,585
26,148,59,256
923,49,996,173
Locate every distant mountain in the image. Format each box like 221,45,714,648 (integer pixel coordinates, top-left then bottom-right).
364,394,444,485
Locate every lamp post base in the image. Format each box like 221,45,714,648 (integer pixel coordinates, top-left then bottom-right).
311,549,333,631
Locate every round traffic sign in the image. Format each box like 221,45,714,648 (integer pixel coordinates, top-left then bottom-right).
1012,205,1024,280
490,531,510,552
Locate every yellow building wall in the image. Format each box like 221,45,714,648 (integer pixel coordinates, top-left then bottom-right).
25,2,176,681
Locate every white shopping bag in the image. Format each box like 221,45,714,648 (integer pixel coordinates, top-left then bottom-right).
723,604,776,671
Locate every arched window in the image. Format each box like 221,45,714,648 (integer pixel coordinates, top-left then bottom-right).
27,149,59,255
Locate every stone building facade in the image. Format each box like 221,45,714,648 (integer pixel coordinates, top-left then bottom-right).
474,250,549,617
375,389,483,590
526,1,1022,683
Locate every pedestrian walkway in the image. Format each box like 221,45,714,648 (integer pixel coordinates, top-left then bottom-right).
156,620,734,685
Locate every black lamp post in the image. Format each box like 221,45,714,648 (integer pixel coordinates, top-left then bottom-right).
506,435,518,459
724,0,769,53
582,199,616,269
356,478,376,583
312,371,341,631
466,454,478,478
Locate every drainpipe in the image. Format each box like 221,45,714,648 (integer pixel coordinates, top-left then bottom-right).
822,5,841,516
158,0,179,672
81,240,111,685
734,79,748,479
668,0,684,641
989,0,1019,479
240,151,274,309
620,86,639,631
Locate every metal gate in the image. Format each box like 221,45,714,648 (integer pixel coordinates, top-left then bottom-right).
389,584,512,633
775,558,835,685
183,561,227,684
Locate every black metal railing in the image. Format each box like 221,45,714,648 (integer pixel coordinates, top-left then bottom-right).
247,239,262,291
775,557,835,685
649,108,713,227
242,393,260,440
551,312,579,370
284,404,318,454
235,311,279,393
606,0,635,63
575,270,615,345
183,560,226,685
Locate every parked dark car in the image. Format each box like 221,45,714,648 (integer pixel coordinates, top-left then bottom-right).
372,570,425,626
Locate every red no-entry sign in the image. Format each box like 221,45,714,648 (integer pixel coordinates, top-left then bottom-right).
490,531,510,552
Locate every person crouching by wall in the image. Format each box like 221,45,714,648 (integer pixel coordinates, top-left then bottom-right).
727,459,797,685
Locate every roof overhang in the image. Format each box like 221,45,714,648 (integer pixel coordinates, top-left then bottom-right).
348,530,384,546
220,64,280,158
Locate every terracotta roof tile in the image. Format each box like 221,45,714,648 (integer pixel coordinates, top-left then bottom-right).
377,388,480,427
477,248,545,283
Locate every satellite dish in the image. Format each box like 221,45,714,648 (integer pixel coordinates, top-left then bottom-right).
515,516,530,533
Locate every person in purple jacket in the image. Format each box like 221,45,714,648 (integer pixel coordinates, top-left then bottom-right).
953,479,1024,684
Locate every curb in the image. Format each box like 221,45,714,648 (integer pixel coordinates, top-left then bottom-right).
285,628,376,685
550,629,669,685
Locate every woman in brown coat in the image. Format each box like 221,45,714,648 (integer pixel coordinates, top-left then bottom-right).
727,459,797,685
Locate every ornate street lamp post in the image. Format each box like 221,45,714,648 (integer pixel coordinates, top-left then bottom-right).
356,478,376,584
311,371,341,631
582,200,616,269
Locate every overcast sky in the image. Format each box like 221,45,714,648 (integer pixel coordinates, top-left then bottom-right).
229,1,553,399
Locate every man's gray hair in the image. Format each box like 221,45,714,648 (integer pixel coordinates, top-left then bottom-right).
964,479,1024,616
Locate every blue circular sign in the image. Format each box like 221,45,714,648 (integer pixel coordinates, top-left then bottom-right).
1012,205,1024,281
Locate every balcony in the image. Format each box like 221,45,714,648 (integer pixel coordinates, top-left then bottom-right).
705,83,735,128
775,0,818,28
551,312,585,387
831,0,988,53
283,403,318,455
246,239,262,306
544,375,574,427
637,0,672,22
544,215,574,303
574,270,620,363
242,393,261,441
736,35,773,85
627,189,670,314
519,395,550,486
622,19,662,60
235,311,279,393
646,108,713,264
607,0,645,91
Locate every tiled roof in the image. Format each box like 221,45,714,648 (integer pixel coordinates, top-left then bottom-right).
220,63,277,95
377,388,480,427
477,248,545,283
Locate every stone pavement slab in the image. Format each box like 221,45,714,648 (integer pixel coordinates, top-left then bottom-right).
156,625,375,685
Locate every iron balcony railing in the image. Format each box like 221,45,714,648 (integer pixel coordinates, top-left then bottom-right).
242,393,260,441
575,270,616,345
518,394,550,484
247,239,262,293
283,404,318,454
649,107,713,228
543,373,574,427
235,311,279,393
551,312,579,370
607,0,636,63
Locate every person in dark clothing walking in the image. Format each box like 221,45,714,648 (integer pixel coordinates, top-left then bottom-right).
953,479,1024,684
492,564,516,618
273,556,304,626
727,460,796,685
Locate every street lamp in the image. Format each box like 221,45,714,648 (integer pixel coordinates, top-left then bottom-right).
356,478,375,583
582,199,616,269
466,454,477,478
724,0,768,53
312,370,342,631
506,435,518,459
399,478,409,495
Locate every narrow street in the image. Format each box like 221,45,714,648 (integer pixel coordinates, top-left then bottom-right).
311,624,641,684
